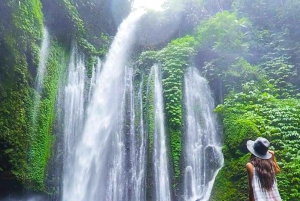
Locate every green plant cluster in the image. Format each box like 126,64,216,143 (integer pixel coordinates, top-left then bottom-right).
56,0,85,37
0,0,43,188
143,71,156,200
51,0,110,73
27,41,68,191
213,83,300,200
158,37,195,180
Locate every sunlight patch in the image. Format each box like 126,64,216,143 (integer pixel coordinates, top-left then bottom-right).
133,0,166,11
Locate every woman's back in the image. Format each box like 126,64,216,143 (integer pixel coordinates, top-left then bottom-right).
246,137,282,201
251,167,281,201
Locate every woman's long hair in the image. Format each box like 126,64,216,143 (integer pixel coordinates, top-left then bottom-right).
250,155,275,191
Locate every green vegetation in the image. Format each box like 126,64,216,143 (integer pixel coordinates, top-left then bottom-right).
213,84,300,200
27,41,68,191
137,36,195,187
200,1,300,200
0,0,43,189
158,37,195,180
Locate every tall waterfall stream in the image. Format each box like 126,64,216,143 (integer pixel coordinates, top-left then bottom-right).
62,10,145,201
183,67,224,201
59,16,223,201
23,6,224,201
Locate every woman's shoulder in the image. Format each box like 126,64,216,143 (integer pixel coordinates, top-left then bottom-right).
246,162,254,171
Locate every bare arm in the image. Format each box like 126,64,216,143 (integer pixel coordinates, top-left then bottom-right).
246,162,254,201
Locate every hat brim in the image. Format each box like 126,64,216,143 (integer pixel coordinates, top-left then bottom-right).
247,140,272,159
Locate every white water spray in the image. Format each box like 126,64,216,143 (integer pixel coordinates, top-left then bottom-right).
63,47,86,190
32,27,50,123
126,67,147,201
88,58,102,101
62,10,144,201
183,67,224,201
149,64,172,201
36,27,50,93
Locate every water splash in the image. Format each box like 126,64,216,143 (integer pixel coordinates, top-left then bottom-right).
149,64,172,201
62,47,86,193
35,27,50,93
32,27,50,123
135,79,147,201
183,67,224,201
126,67,147,201
62,10,144,201
88,58,102,101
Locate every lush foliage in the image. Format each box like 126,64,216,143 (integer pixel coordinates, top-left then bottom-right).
213,83,300,200
158,37,195,180
0,0,43,190
27,41,68,191
203,1,300,200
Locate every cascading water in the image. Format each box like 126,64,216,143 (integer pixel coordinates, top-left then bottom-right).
88,57,102,101
125,67,147,201
183,67,224,201
32,27,50,122
135,80,147,201
62,9,144,201
35,27,50,93
149,64,172,201
62,47,86,193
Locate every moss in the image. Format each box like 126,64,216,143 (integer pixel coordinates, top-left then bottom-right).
143,67,155,200
212,154,250,201
212,88,300,200
27,40,68,191
158,38,195,181
0,0,43,190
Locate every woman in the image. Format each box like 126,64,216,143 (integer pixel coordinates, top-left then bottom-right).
246,137,282,201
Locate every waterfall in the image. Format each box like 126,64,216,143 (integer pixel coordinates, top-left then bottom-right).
149,64,172,201
62,47,86,193
36,27,50,93
32,27,50,123
183,67,224,201
88,57,102,101
135,80,147,201
62,10,144,201
126,67,147,201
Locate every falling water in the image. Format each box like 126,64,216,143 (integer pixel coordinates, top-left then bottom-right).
32,27,50,122
26,27,50,200
135,80,147,201
88,58,102,101
150,64,172,201
183,67,224,201
62,10,144,201
36,27,50,93
63,47,86,191
126,67,147,201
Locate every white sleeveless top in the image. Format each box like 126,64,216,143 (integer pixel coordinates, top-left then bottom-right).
252,168,282,201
